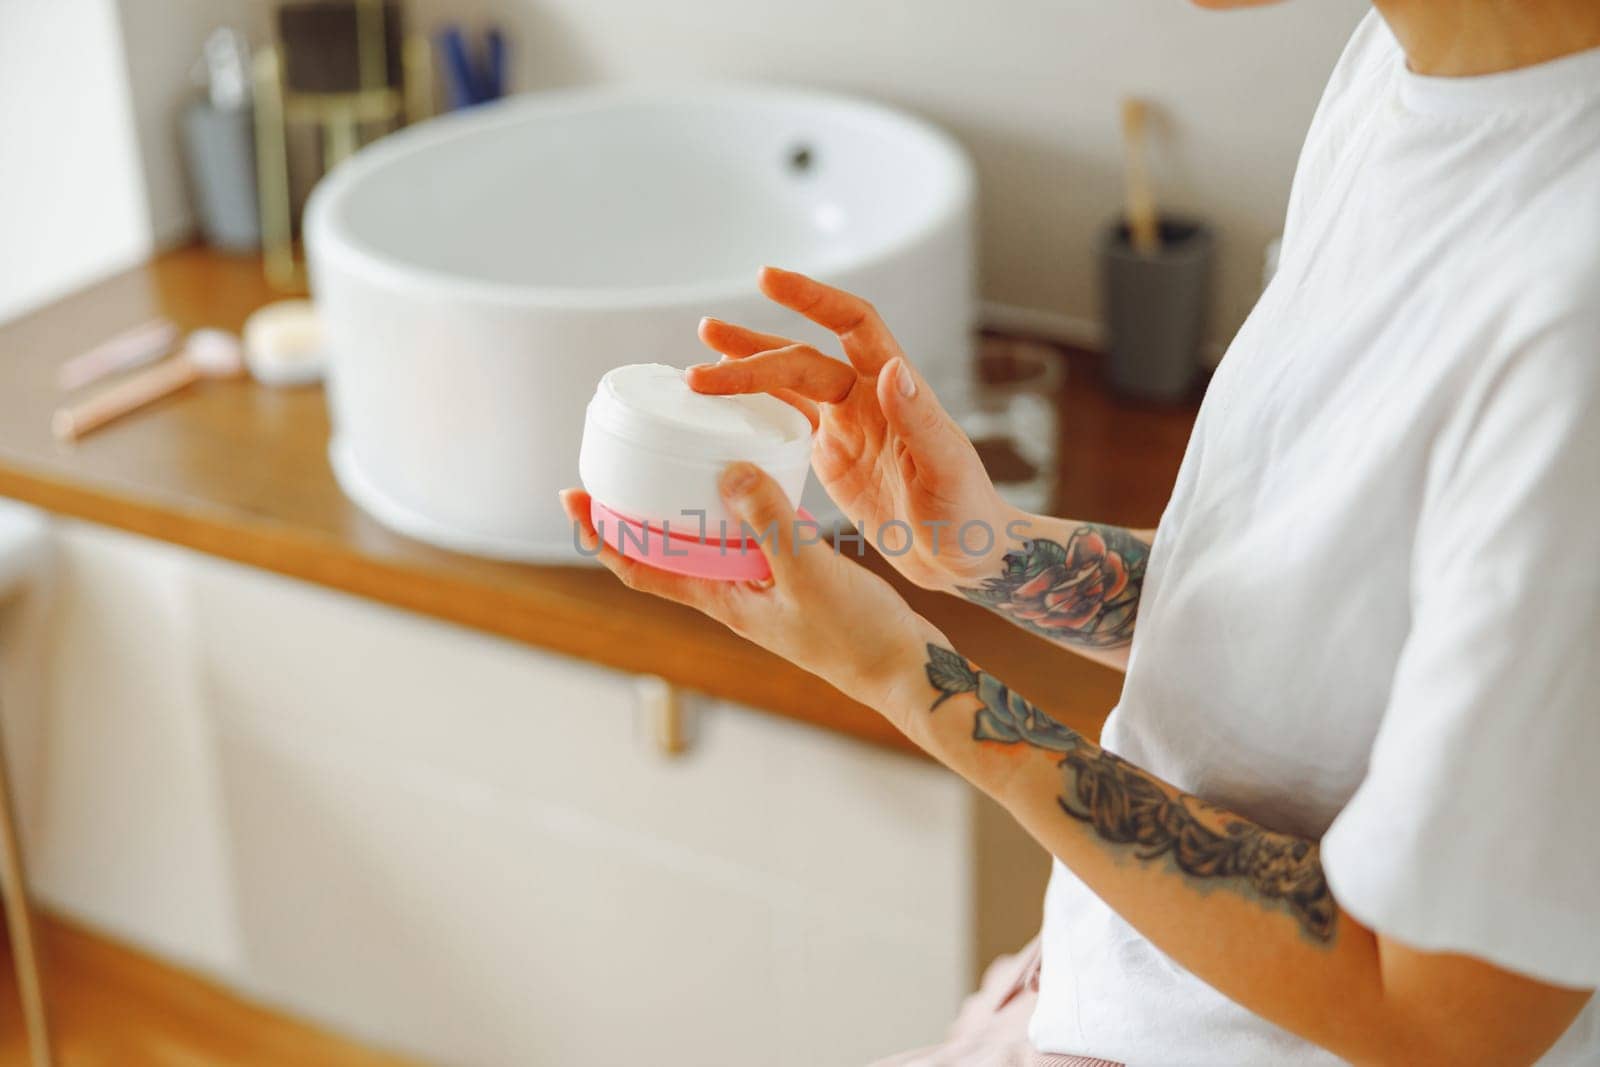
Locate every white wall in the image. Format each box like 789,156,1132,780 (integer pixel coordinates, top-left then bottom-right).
0,0,263,324
0,0,152,323
3,1,1369,339
413,0,1370,344
112,0,267,244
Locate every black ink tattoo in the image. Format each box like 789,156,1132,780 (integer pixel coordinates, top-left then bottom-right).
925,644,1337,943
958,526,1149,649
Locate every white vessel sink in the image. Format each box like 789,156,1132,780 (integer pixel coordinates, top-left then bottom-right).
306,84,975,561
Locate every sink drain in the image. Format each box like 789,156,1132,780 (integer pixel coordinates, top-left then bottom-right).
787,143,815,174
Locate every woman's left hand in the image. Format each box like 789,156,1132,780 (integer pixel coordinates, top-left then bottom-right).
559,462,946,723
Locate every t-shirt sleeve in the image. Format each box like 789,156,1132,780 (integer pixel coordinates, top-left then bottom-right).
1320,294,1600,989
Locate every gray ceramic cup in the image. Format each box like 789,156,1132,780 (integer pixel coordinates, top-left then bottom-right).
1100,217,1214,402
183,101,261,251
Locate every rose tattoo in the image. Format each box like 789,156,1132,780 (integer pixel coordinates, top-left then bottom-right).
959,526,1148,648
925,644,1080,751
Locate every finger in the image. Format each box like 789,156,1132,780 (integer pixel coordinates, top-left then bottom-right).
692,320,822,424
687,345,856,404
558,489,724,611
758,266,903,374
772,388,821,430
718,462,811,583
698,317,798,359
875,358,971,492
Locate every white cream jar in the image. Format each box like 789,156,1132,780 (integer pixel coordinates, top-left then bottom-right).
578,363,814,533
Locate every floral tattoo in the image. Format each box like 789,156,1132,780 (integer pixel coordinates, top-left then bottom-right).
958,526,1148,649
924,645,1337,943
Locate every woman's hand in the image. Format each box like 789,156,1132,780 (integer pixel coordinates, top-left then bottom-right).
688,267,1023,593
559,464,947,723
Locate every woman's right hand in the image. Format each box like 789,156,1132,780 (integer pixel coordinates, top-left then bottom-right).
688,267,1024,593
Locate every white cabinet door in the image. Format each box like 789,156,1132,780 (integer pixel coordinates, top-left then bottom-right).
24,521,976,1066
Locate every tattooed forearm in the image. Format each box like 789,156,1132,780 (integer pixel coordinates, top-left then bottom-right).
925,644,1337,943
957,525,1149,649
1054,746,1338,942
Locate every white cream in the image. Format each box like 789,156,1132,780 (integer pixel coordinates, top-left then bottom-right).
579,362,814,529
600,363,809,444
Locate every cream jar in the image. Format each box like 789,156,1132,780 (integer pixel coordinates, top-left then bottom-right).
578,363,814,534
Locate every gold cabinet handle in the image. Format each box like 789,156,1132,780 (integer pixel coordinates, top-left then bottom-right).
635,676,690,758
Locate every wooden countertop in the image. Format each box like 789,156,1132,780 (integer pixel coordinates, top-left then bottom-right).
0,246,1198,757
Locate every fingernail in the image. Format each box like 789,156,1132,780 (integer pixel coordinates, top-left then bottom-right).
720,463,758,498
896,359,917,398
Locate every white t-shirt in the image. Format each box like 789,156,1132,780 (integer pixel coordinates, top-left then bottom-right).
1032,13,1600,1065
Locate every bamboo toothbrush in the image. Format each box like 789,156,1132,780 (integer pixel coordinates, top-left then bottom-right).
52,330,245,441
1121,97,1162,256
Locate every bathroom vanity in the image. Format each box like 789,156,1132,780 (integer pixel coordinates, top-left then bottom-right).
0,248,1196,1065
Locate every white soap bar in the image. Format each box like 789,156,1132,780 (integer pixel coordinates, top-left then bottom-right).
600,363,809,444
243,299,325,386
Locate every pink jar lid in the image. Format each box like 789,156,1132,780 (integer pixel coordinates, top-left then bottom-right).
590,498,817,582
